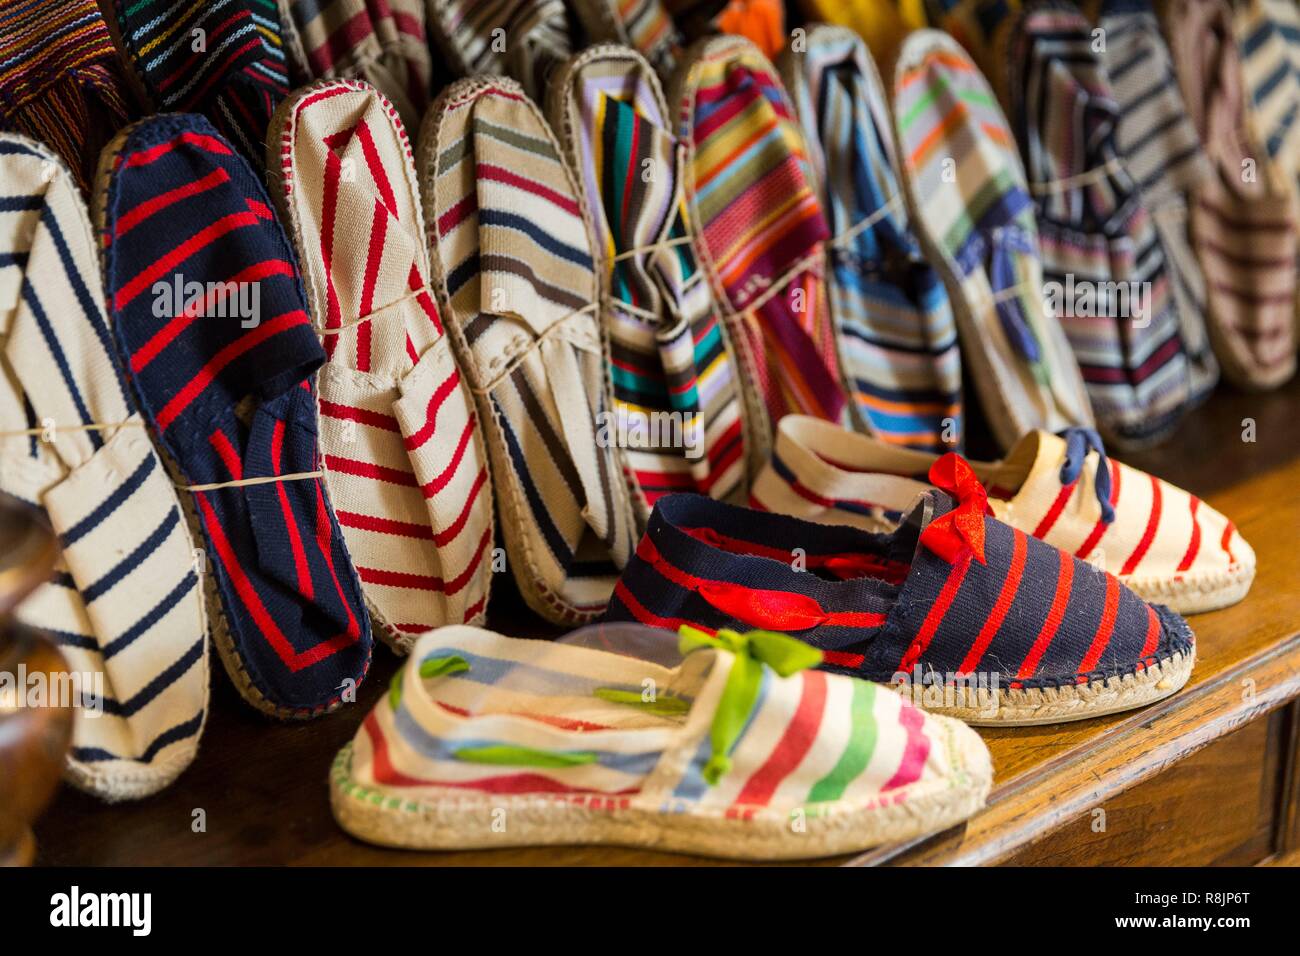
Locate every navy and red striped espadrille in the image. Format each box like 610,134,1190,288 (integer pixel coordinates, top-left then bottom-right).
603,454,1196,725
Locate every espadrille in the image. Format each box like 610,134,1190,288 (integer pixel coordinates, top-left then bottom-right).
891,29,1094,452
330,623,992,858
1168,0,1298,390
0,0,138,196
423,0,573,101
267,79,494,651
102,0,292,167
0,135,208,800
778,25,962,453
418,77,638,626
994,1,1195,448
751,415,1255,614
95,114,372,719
669,34,847,438
1087,0,1219,403
568,0,682,76
604,479,1197,726
275,0,433,130
546,45,758,519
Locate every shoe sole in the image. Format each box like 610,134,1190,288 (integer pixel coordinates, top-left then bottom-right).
1124,564,1255,615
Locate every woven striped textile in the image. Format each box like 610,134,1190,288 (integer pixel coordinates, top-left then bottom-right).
0,0,138,195
419,77,637,625
269,79,494,649
98,114,372,717
995,2,1193,446
1090,0,1218,403
547,46,755,521
779,26,963,453
671,35,848,442
750,414,1255,613
1168,0,1298,389
105,0,292,166
0,134,207,800
569,0,682,77
275,0,431,130
891,29,1093,452
424,0,572,101
333,624,990,855
602,489,1194,699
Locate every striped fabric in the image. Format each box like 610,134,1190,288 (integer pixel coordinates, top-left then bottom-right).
424,0,572,101
275,0,431,130
1168,0,1298,389
779,26,962,453
996,3,1194,446
105,0,292,166
672,35,848,441
603,490,1194,696
270,80,494,649
420,77,637,625
1091,0,1219,403
548,47,755,520
98,114,372,717
750,415,1255,612
569,0,682,76
0,0,137,196
0,134,207,800
928,0,1019,74
891,29,1093,452
338,624,985,829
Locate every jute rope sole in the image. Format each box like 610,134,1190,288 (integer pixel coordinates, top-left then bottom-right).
935,649,1195,727
1124,564,1254,615
329,743,993,861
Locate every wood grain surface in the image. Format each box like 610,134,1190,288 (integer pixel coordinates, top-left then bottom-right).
31,377,1300,866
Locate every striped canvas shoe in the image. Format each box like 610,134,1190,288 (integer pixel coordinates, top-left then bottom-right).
418,77,638,626
275,0,432,130
1089,0,1219,405
0,0,137,196
546,46,758,520
330,623,992,858
94,114,373,719
750,414,1255,614
993,2,1195,447
669,35,848,442
268,79,494,650
569,0,683,76
0,135,208,800
778,25,963,453
891,29,1094,453
424,0,573,101
604,482,1197,725
1168,0,1298,390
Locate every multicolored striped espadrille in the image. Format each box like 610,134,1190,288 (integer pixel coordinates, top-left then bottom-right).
1168,0,1298,389
95,114,372,719
604,480,1197,725
103,0,293,167
268,79,494,649
778,25,962,453
424,0,573,101
0,0,138,196
0,134,208,800
418,77,638,626
569,0,683,77
751,414,1255,614
330,623,992,858
1088,0,1219,404
891,29,1093,452
669,35,848,442
275,0,433,130
995,2,1195,447
547,45,758,520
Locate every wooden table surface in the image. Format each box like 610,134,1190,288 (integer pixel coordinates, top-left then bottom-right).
33,377,1300,866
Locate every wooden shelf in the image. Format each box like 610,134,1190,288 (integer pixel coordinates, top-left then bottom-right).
32,376,1300,866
